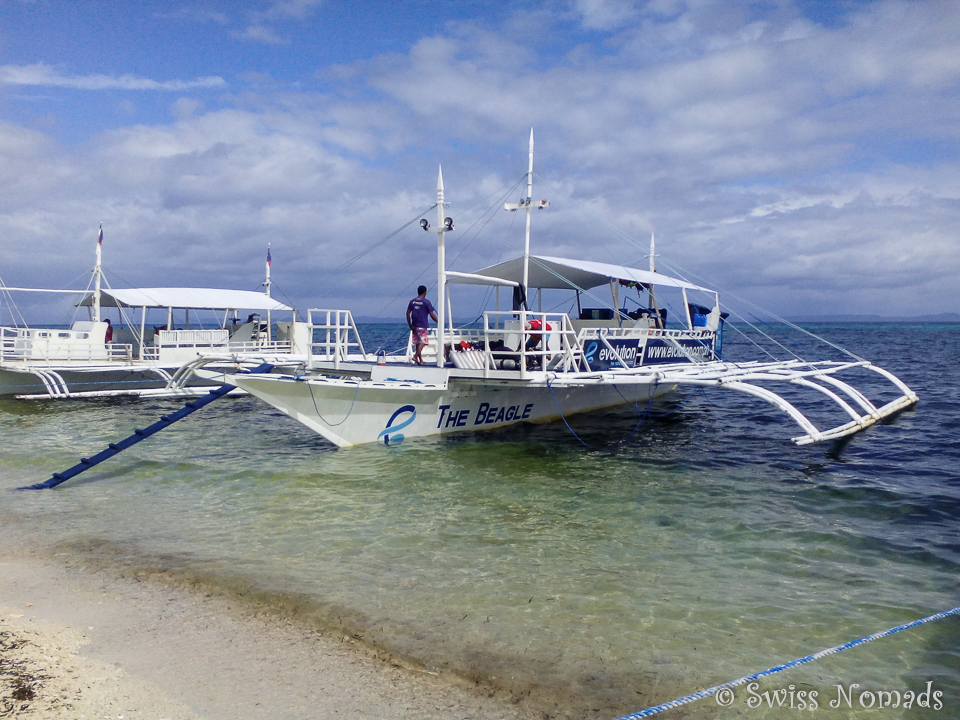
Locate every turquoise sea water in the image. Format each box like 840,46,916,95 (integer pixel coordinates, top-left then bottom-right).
1,323,957,719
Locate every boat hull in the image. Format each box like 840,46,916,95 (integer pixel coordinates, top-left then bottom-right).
0,352,307,399
0,364,180,397
230,373,678,447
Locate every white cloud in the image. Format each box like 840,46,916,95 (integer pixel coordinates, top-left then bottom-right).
1,0,959,321
0,63,225,91
172,98,204,120
261,0,323,21
232,0,323,44
233,24,288,45
164,6,230,25
573,0,639,30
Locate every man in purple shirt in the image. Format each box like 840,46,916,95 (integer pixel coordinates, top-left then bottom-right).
406,285,438,365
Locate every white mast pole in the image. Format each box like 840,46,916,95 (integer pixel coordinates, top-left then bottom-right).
647,232,657,308
265,244,272,342
522,128,534,311
93,224,103,322
138,306,146,360
644,232,664,328
436,166,446,368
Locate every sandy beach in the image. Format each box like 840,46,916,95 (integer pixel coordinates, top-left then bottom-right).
0,550,542,720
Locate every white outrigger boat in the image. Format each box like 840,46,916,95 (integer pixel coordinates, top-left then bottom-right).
223,133,918,448
0,238,310,399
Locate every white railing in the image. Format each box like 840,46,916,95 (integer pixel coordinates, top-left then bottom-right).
482,311,585,378
1,326,18,358
156,329,230,348
106,343,134,360
0,325,132,362
291,309,715,377
307,309,368,370
140,328,298,362
578,326,714,341
227,340,293,353
440,314,716,375
576,325,716,367
140,329,230,362
431,312,587,378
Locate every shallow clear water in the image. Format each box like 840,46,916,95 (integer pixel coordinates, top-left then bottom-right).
1,324,957,719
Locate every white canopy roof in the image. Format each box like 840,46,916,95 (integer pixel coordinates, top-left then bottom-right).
450,255,714,293
79,288,292,311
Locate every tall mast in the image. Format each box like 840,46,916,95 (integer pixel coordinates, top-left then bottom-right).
522,129,534,309
436,166,446,367
647,232,656,306
503,129,548,310
647,232,661,323
93,224,103,322
265,244,272,298
265,244,272,342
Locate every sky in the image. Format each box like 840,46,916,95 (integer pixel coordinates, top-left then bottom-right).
1,0,958,324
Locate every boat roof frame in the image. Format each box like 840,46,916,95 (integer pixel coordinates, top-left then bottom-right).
77,287,292,312
449,254,715,294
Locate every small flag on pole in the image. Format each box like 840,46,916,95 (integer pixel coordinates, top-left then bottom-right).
98,224,103,246
266,246,272,267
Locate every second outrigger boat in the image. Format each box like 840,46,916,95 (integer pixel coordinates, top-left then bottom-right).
220,132,917,448
0,238,309,398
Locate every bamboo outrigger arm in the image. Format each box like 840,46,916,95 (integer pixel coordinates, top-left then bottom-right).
652,360,919,445
549,359,919,446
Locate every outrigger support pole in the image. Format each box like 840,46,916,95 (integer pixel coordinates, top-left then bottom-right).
19,363,275,490
436,166,446,368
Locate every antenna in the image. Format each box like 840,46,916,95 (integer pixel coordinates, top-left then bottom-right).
503,129,549,310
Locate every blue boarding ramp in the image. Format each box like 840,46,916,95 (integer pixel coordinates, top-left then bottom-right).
19,364,274,491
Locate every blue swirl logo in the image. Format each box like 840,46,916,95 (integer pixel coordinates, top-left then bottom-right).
377,405,417,446
584,340,598,367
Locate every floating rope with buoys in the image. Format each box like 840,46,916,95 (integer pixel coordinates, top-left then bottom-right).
614,605,960,719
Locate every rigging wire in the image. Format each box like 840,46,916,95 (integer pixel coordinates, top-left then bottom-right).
368,175,527,323
65,279,89,327
720,320,783,363
265,281,301,320
445,174,526,270
423,188,718,365
527,170,865,364
595,212,863,364
310,203,439,300
99,271,144,345
1,268,96,329
655,255,859,368
0,280,30,328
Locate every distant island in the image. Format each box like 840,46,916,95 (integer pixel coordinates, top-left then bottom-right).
788,313,960,323
353,313,960,325
353,315,483,325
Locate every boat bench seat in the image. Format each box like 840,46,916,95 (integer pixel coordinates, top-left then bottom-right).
451,349,489,370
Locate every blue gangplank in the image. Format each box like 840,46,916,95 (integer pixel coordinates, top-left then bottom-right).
19,364,273,490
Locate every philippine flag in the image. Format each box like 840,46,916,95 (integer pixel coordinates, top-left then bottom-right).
97,224,103,246
266,246,272,267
